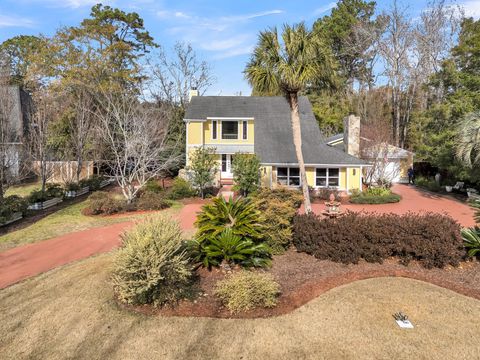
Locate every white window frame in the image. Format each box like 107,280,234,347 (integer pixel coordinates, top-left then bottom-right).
315,168,340,188
211,120,217,140
277,167,301,187
220,120,239,140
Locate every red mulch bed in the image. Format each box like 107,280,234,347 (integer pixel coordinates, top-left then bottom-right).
119,249,480,319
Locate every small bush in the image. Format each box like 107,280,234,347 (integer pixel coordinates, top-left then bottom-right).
112,215,194,306
214,271,280,313
84,191,126,215
253,188,302,254
28,183,64,204
349,190,401,204
194,196,263,243
293,212,464,268
232,153,261,196
189,228,271,268
64,182,81,191
311,187,342,201
79,175,106,191
144,178,164,194
166,177,196,200
0,195,28,223
136,191,170,211
416,176,442,192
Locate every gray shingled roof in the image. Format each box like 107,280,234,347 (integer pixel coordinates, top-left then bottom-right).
185,96,367,166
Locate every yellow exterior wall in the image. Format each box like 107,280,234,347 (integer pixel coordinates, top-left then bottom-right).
187,122,203,145
347,167,361,191
203,120,254,145
306,167,315,187
260,166,272,187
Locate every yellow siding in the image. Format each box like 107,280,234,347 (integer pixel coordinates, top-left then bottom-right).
260,166,272,187
339,168,347,189
187,122,203,145
306,167,315,187
203,120,254,145
347,167,361,191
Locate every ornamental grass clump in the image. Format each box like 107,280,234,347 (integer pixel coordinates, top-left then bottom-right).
112,215,194,306
214,271,280,313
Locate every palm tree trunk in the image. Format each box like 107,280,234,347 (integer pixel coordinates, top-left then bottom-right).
288,92,312,214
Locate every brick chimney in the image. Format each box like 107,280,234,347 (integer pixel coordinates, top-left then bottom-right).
343,115,360,157
188,87,199,102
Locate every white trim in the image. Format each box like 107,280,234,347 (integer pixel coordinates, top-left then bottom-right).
185,120,189,165
183,118,206,122
207,117,254,120
314,167,340,189
346,167,349,190
211,120,217,140
276,166,302,187
220,120,240,140
262,162,371,167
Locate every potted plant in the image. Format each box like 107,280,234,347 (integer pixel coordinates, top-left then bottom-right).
444,179,455,193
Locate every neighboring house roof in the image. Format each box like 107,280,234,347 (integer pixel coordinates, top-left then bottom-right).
185,96,367,166
326,132,414,160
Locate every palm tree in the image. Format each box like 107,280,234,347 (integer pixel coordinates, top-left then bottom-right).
457,111,480,166
244,23,336,213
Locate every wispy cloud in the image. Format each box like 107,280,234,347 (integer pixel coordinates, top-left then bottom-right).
29,0,113,9
158,8,284,59
0,14,35,28
313,2,336,15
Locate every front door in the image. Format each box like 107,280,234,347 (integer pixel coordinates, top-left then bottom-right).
221,154,233,178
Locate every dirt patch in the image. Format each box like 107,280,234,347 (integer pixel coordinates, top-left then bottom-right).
121,249,480,319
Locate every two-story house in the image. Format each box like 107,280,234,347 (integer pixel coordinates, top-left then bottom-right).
184,90,368,193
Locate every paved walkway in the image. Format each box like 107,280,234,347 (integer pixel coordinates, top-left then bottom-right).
0,185,474,289
0,205,205,290
310,184,476,227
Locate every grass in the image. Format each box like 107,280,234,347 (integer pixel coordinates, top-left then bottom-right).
1,254,479,359
349,193,402,204
0,199,183,251
5,182,41,198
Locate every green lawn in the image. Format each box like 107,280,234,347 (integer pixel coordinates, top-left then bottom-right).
0,200,183,251
5,182,41,198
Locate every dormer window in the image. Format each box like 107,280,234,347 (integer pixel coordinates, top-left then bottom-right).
221,121,238,140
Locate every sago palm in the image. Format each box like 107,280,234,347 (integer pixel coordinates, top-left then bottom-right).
461,227,480,257
194,196,263,243
244,23,337,213
456,111,480,166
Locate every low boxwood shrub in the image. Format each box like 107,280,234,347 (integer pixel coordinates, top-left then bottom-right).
28,183,64,204
253,188,303,254
79,175,107,191
214,271,280,313
136,191,170,211
166,177,196,200
112,215,194,306
349,188,401,204
84,191,126,215
293,212,464,268
415,176,443,192
0,195,28,224
143,178,164,194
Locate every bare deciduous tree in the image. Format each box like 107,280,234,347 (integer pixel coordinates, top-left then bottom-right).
148,42,215,107
28,89,60,192
379,0,461,148
0,58,28,199
94,91,182,203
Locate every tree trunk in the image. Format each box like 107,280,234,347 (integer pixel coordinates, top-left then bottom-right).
288,92,312,214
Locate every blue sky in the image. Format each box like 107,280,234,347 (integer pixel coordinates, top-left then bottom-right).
1,0,479,95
